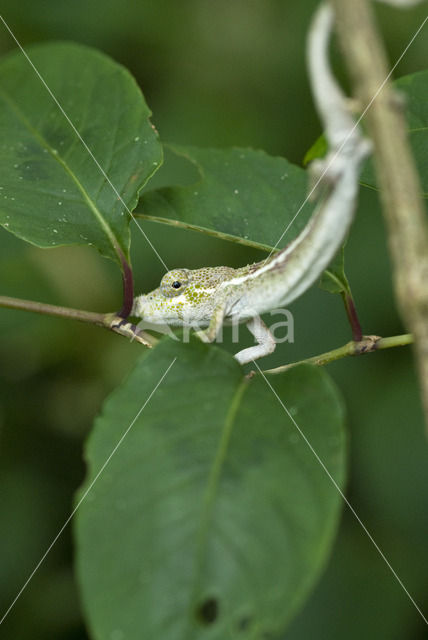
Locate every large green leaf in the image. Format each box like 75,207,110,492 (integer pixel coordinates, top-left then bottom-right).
75,338,346,640
0,42,162,264
137,145,315,252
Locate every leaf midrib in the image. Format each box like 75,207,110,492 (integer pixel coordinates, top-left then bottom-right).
186,375,249,635
135,209,277,252
0,86,120,257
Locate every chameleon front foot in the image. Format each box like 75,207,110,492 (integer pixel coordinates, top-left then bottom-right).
234,316,276,365
105,313,155,347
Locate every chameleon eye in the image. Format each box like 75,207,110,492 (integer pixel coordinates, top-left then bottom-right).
160,269,190,297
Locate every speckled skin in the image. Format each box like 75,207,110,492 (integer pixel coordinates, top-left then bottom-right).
132,263,261,328
132,5,371,363
132,120,369,364
132,151,361,334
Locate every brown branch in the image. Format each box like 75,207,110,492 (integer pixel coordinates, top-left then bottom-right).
0,295,156,347
330,0,428,436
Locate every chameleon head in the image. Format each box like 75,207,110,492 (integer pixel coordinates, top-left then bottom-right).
132,268,192,326
132,265,237,327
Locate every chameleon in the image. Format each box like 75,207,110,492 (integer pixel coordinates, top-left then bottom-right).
132,4,371,365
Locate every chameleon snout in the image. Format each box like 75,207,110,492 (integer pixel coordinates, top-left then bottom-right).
132,294,150,318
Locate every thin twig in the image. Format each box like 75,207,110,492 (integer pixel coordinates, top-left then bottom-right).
0,295,156,347
264,333,413,374
330,0,428,436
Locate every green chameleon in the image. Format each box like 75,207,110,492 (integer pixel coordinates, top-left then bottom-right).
132,4,371,365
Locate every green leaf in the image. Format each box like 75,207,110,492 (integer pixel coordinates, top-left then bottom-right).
137,145,315,252
360,70,428,197
302,134,327,167
320,248,351,295
0,42,162,264
75,338,346,640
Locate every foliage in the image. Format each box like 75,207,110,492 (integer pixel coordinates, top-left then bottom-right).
76,341,345,640
0,43,161,265
0,5,427,640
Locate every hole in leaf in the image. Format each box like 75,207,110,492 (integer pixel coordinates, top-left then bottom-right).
237,616,253,631
196,597,219,625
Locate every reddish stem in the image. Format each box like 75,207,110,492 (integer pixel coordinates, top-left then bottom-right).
342,291,363,342
117,250,134,319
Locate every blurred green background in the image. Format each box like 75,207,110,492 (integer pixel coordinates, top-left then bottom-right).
0,1,427,638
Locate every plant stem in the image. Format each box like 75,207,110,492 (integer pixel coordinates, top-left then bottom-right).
341,290,363,342
117,249,135,319
330,0,428,433
0,295,156,347
263,333,413,375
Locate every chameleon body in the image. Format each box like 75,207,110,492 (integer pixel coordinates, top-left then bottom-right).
132,4,371,365
132,143,368,366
